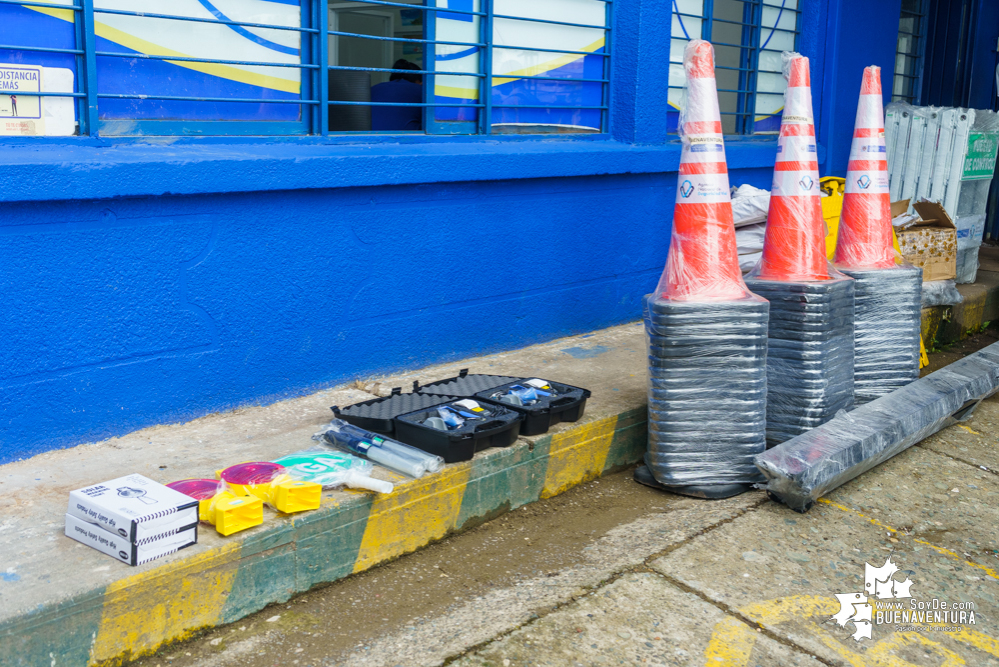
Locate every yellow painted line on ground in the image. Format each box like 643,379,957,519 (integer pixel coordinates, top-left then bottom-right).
540,414,618,499
352,462,472,574
958,424,981,435
705,595,999,666
817,498,999,581
90,542,241,664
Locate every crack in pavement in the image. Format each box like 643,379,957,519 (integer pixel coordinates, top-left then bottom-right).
438,495,773,666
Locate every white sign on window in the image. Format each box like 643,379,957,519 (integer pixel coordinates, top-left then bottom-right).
0,64,45,136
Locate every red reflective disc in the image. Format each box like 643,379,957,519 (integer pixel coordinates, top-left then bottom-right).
220,462,285,485
166,478,221,500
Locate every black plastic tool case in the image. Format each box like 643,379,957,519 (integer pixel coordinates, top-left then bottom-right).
415,370,590,436
331,390,522,463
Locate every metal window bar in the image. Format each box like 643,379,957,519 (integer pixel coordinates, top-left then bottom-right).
6,0,610,137
484,3,611,134
666,0,800,135
892,0,928,103
324,0,609,136
0,0,89,134
87,0,320,135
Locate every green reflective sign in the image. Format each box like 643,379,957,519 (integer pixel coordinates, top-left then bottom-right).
962,132,999,181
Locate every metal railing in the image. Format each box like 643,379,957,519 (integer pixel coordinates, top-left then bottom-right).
0,0,611,136
667,0,801,136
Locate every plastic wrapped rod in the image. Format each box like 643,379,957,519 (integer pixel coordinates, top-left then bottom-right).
755,341,999,512
314,419,445,477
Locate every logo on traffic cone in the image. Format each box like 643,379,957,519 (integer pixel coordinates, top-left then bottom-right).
656,40,748,301
755,54,830,282
834,66,894,270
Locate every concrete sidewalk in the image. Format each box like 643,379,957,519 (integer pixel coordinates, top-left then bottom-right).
130,376,999,667
0,323,649,667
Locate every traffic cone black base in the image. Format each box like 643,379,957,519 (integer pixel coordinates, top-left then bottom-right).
841,266,922,404
745,276,855,446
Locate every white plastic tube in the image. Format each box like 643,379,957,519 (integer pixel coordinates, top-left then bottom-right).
342,470,394,494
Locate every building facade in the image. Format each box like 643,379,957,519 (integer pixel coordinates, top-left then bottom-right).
1,0,996,462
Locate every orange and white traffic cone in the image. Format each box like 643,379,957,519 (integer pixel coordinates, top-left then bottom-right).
754,54,829,282
834,66,894,269
656,40,748,301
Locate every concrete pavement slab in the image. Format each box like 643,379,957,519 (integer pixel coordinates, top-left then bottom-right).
915,394,999,474
320,493,766,667
454,572,822,667
651,442,999,666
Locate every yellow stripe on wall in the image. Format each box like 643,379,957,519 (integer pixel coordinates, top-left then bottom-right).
90,543,241,664
352,462,472,574
24,5,301,94
541,415,617,499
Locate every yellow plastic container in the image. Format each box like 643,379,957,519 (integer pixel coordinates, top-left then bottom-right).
206,492,264,536
217,463,322,514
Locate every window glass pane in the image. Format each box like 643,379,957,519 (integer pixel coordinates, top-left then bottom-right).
0,0,79,135
490,0,607,133
433,0,481,126
94,0,307,132
892,0,925,102
753,1,796,134
667,0,703,133
329,0,427,132
667,0,798,136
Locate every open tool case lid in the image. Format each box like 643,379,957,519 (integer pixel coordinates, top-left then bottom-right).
331,389,522,463
414,370,591,436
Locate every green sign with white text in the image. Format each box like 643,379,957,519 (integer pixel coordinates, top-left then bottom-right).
962,132,999,180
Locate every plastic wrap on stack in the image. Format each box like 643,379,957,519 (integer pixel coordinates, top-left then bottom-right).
755,340,999,512
834,66,922,405
840,266,922,404
644,295,768,489
744,52,854,446
642,39,768,498
742,277,855,445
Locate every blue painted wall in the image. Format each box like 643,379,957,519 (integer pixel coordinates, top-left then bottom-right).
0,0,890,462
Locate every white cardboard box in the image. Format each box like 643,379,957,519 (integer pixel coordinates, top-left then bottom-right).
65,513,197,566
66,473,198,542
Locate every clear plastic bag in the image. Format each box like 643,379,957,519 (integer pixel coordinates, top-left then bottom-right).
272,448,394,493
921,279,964,307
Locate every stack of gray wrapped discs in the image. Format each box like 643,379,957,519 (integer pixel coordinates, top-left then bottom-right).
840,266,922,404
643,294,769,494
743,276,855,445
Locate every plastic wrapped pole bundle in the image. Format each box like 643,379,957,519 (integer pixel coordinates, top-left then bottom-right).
744,52,855,446
755,341,999,512
314,419,445,478
642,40,769,499
833,66,922,405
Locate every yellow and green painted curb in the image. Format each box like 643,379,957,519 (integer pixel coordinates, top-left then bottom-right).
1,407,647,667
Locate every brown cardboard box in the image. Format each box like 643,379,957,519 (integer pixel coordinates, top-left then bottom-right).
893,199,957,282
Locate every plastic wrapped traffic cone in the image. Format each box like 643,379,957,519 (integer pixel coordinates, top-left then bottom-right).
755,53,829,282
834,66,895,269
656,40,749,301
